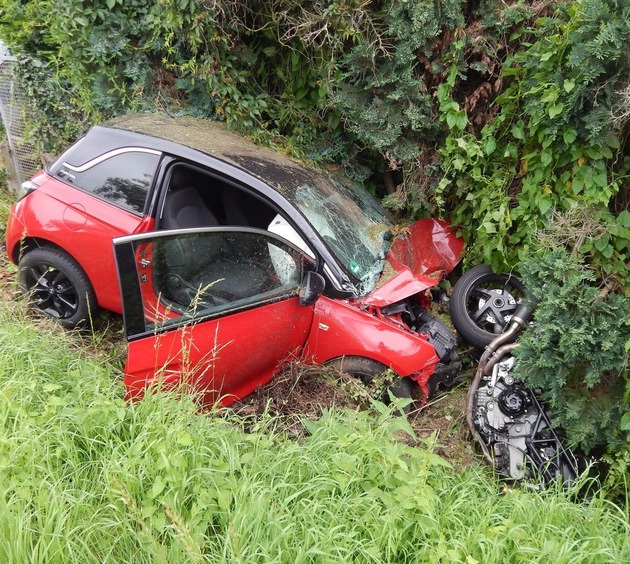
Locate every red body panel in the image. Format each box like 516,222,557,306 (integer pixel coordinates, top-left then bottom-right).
388,218,464,280
124,297,314,406
303,296,439,378
361,258,436,308
6,175,153,313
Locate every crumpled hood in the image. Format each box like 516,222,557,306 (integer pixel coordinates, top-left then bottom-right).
361,218,464,308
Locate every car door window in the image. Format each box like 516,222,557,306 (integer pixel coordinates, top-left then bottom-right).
116,228,313,337
55,151,160,214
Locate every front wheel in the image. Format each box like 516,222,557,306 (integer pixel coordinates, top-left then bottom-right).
450,265,525,349
326,356,414,414
18,247,97,328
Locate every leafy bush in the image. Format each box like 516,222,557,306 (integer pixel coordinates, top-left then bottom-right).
0,0,366,153
515,248,629,453
438,0,630,290
333,0,464,164
1,0,160,115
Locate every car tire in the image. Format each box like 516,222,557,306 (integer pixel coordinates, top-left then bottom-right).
450,265,525,349
18,247,97,328
326,356,414,414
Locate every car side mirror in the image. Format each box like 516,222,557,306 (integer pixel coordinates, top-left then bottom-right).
299,271,325,306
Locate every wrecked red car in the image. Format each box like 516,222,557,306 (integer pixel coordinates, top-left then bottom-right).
6,114,464,406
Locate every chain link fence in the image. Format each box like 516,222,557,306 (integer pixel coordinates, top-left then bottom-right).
0,40,40,190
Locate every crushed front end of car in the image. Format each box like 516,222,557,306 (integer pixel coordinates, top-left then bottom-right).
353,218,465,400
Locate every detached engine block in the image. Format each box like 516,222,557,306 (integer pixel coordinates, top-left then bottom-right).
472,356,580,486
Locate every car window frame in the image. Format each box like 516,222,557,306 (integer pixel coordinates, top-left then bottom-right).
50,147,163,217
154,159,299,232
113,226,319,340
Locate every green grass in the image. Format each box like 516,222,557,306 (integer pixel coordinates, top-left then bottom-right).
0,183,629,562
0,307,629,562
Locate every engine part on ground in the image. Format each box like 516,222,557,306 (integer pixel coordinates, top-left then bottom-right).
465,305,534,457
472,355,580,485
465,305,582,488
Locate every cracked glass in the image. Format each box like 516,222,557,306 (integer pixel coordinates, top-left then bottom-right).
290,178,393,294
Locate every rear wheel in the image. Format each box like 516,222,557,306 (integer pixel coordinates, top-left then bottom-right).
18,247,97,328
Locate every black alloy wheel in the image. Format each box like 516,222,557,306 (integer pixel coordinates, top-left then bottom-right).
18,247,97,328
450,265,525,349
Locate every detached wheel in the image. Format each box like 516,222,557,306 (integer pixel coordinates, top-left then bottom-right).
18,247,97,328
450,265,525,349
326,356,414,415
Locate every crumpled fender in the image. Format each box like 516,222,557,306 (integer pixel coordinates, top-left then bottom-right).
360,218,464,308
388,218,464,280
360,259,436,308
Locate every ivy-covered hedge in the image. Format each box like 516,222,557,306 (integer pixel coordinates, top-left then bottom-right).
437,0,630,288
516,249,629,447
1,0,628,474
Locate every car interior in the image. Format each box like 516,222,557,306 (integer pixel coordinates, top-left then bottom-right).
160,164,278,230
154,163,306,314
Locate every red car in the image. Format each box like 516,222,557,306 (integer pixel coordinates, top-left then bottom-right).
6,114,464,407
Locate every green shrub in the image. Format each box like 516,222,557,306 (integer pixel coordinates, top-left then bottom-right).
0,0,364,160
438,0,630,289
514,247,629,459
334,0,464,164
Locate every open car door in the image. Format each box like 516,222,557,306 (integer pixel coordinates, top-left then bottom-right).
113,227,318,407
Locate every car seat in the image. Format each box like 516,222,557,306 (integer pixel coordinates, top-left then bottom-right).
162,185,220,230
158,173,268,309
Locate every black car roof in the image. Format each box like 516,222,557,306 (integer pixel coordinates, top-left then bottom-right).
100,114,319,194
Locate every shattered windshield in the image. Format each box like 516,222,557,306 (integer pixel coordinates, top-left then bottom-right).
289,176,393,294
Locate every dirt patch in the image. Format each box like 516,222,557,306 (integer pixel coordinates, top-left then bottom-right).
410,384,479,469
232,363,369,436
233,361,481,470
